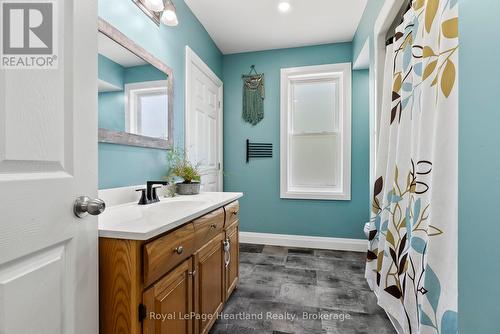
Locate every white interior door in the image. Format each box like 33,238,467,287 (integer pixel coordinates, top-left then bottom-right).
185,46,223,192
0,1,98,333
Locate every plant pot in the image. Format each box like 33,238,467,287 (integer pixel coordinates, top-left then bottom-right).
176,182,200,195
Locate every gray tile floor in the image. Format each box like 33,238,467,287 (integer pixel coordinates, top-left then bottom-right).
210,244,395,334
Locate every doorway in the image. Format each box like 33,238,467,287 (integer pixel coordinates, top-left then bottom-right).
185,46,223,192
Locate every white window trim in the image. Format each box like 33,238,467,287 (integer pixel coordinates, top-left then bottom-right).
124,80,168,138
280,63,352,201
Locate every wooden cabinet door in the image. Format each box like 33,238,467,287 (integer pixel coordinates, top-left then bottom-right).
143,258,194,334
225,220,239,300
193,234,225,334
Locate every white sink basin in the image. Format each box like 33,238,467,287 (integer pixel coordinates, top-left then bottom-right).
98,192,243,240
144,200,208,219
100,198,208,228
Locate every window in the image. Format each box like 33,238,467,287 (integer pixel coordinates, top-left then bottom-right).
280,63,351,200
125,80,168,139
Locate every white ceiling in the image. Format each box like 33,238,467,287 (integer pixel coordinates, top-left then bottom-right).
185,0,368,54
98,32,146,67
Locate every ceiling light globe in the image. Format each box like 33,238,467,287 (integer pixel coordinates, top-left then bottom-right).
161,9,179,26
163,9,176,21
144,0,164,12
278,1,291,12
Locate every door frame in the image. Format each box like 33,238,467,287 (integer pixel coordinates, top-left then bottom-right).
185,46,224,191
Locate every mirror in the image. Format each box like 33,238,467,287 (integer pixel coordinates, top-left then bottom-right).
97,18,173,149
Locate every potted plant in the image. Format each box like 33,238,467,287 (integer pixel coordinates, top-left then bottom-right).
167,149,201,195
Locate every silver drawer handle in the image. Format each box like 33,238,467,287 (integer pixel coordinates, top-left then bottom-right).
225,251,231,268
174,246,184,254
223,239,231,267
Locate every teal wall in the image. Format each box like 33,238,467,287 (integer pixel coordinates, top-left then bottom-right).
124,64,166,83
98,0,222,189
222,43,371,239
98,55,126,132
98,91,125,131
98,54,124,88
352,0,385,62
459,0,500,332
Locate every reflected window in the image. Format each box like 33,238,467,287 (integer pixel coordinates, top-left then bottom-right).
125,81,168,139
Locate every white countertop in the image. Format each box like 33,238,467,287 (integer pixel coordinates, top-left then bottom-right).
98,192,243,240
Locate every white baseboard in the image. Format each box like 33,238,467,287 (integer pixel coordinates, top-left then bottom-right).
239,232,368,253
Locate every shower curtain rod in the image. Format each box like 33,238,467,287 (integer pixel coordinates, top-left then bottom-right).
385,1,412,46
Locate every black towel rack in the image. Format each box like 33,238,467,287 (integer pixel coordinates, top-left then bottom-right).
246,139,272,163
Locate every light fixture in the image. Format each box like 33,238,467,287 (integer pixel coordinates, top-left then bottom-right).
278,0,291,13
144,0,164,12
161,0,179,26
133,0,179,27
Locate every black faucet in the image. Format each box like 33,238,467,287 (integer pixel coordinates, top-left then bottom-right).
136,180,169,205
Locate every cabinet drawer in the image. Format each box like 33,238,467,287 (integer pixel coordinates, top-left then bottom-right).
224,201,239,227
143,223,195,286
194,208,224,249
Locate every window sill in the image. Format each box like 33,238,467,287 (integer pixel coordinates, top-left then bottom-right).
280,190,351,201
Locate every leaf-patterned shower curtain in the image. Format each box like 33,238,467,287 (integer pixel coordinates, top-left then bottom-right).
365,1,458,333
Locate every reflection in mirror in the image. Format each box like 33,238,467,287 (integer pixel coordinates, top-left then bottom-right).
124,80,168,139
97,19,173,149
98,32,168,139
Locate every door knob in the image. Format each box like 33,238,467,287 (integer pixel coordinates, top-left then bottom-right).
74,196,106,218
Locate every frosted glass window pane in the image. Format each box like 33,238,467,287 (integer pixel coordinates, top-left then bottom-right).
290,135,338,187
138,93,168,139
292,81,337,133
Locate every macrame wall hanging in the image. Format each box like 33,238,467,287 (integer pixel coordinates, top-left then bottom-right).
242,65,265,125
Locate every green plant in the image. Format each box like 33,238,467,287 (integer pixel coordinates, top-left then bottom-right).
166,149,201,183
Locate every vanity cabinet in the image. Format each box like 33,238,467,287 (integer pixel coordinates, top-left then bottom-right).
99,201,239,334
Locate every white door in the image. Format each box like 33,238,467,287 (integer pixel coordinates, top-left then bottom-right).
185,46,223,192
0,1,98,333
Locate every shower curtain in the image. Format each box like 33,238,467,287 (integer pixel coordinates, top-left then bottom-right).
365,1,458,333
